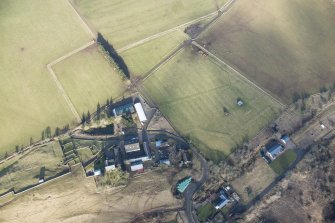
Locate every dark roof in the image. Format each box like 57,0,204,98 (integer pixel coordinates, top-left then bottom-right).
158,147,169,160
125,144,148,160
111,98,134,116
104,149,115,160
267,143,283,157
131,160,143,166
281,135,290,141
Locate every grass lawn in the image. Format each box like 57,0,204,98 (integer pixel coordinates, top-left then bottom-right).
0,0,92,157
232,157,277,204
199,0,335,102
73,0,222,48
197,203,216,222
77,147,94,163
0,141,67,194
143,47,282,161
270,149,297,175
121,31,188,76
53,45,127,115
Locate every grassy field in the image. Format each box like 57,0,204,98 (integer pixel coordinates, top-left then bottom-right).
0,141,67,195
232,158,277,204
53,45,127,115
270,149,297,175
199,0,335,102
121,31,188,76
143,47,282,160
0,167,181,223
73,0,223,49
77,147,94,163
197,203,216,222
0,0,92,157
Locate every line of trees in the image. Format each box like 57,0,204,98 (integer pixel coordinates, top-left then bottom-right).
97,32,130,79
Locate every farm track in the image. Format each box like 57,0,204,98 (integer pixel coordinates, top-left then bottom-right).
117,0,237,53
116,13,217,53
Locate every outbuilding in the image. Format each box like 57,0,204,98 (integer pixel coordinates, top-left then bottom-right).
266,143,284,160
130,160,144,172
134,102,147,125
280,135,290,144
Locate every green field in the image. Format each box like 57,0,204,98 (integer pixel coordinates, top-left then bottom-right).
121,31,188,76
199,0,335,102
270,149,297,175
143,47,282,160
0,141,67,194
73,0,223,48
53,45,127,115
77,147,94,163
0,0,92,157
197,203,216,222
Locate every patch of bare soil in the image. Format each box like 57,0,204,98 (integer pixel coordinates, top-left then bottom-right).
147,110,176,133
0,167,181,223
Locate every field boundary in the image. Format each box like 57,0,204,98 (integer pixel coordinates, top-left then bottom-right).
0,170,71,206
0,163,89,206
43,0,98,123
116,13,218,53
192,41,285,107
46,40,95,122
67,0,96,38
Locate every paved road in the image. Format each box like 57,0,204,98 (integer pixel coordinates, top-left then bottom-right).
183,148,209,223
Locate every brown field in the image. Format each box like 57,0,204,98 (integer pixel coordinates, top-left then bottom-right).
0,167,181,223
231,157,277,203
199,0,335,102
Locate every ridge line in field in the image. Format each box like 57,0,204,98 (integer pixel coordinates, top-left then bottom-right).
67,0,96,38
192,41,285,107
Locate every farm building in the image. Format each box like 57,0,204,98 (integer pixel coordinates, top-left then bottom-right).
104,148,116,171
105,160,116,171
134,102,147,124
125,142,141,153
236,98,244,107
158,147,170,166
112,98,135,117
94,169,101,176
177,177,192,193
124,140,150,164
156,140,169,148
280,135,290,145
214,191,230,210
130,160,144,172
266,143,284,160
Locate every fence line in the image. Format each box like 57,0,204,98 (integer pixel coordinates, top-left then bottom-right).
0,164,84,205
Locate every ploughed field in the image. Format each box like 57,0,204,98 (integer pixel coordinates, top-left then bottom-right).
199,0,335,103
143,46,282,161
